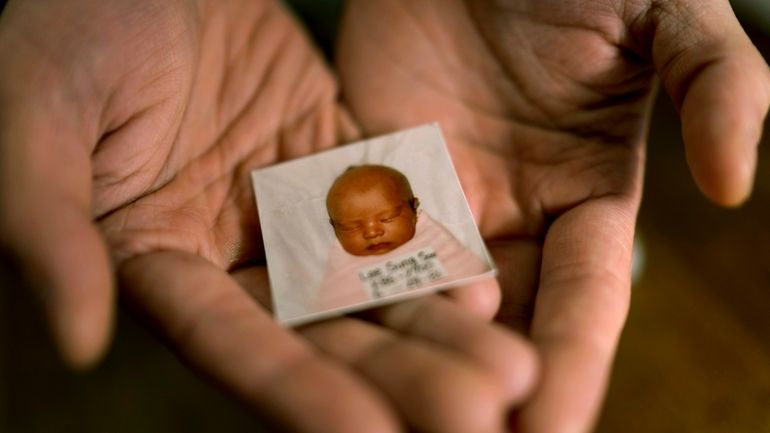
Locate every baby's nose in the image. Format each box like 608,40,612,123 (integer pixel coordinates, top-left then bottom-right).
363,221,385,238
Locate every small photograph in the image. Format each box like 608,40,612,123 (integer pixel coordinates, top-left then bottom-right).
251,124,496,326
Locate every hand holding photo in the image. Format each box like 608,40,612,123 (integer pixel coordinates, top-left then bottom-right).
251,124,495,325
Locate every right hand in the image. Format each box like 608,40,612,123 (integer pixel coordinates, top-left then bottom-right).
0,1,537,432
335,1,770,432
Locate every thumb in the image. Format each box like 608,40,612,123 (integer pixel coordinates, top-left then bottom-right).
0,85,113,369
641,0,770,206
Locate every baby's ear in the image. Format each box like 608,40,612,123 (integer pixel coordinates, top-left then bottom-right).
410,197,420,212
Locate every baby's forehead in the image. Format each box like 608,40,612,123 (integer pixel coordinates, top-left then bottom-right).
330,180,399,207
331,167,407,196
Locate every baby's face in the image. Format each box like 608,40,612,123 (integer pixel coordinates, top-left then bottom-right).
328,180,417,256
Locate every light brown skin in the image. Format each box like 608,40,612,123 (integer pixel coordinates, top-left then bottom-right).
327,165,420,256
0,1,537,433
337,0,770,432
0,0,768,432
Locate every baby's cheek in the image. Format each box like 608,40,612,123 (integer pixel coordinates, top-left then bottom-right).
343,236,363,251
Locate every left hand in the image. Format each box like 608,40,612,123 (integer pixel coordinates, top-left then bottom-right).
0,1,537,431
336,0,770,431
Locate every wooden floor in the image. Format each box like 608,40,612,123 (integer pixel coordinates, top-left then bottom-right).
2,10,770,433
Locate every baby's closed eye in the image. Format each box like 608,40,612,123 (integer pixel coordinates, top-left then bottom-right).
337,222,362,232
379,207,403,222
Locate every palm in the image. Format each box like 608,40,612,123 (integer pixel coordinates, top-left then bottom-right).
1,1,539,432
90,1,346,271
4,0,764,431
109,0,649,298
339,0,649,323
94,2,535,431
339,0,770,431
335,0,716,430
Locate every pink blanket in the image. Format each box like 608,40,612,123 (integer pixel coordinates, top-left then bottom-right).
315,212,489,312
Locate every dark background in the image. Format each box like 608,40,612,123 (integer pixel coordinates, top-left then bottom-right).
2,1,770,432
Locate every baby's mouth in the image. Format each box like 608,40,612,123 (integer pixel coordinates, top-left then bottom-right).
366,242,394,253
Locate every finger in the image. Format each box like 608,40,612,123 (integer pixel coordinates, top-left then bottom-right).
637,0,770,205
236,262,536,428
518,198,634,433
119,252,399,433
231,266,273,311
236,265,521,431
486,238,542,333
0,84,112,368
442,276,502,320
369,295,538,403
300,312,518,433
335,105,363,144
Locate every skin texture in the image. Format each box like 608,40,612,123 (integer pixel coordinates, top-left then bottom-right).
335,0,770,432
0,1,538,433
0,0,767,432
327,165,419,256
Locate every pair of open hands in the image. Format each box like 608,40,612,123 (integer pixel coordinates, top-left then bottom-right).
1,0,768,432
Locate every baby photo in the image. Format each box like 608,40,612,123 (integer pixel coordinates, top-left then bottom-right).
251,124,496,326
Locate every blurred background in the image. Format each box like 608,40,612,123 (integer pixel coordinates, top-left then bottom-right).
2,1,769,432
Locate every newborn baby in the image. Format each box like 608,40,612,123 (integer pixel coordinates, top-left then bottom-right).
315,164,489,312
327,164,420,256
